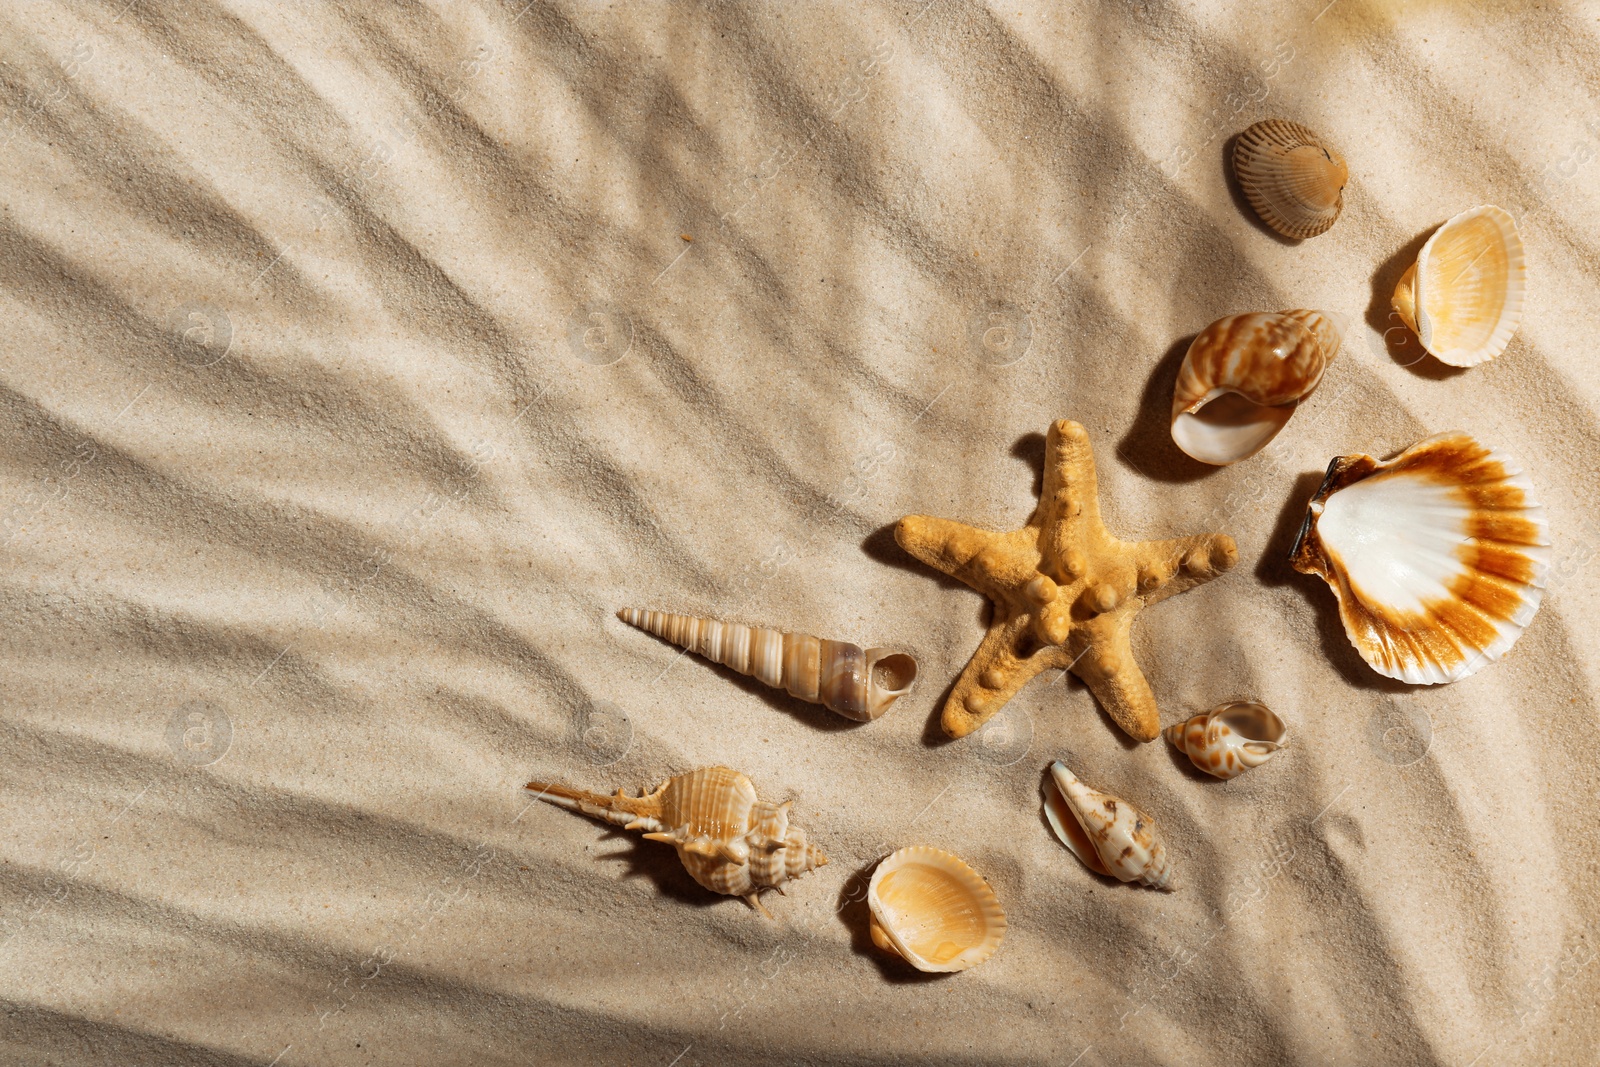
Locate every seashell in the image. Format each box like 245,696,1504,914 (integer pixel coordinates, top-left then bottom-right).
866,846,1007,973
1391,205,1525,367
525,766,826,917
617,608,917,722
1170,309,1347,465
1290,432,1549,684
1233,119,1348,239
1043,761,1173,890
1165,702,1289,780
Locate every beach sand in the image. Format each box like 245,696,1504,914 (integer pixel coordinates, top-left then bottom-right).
2,1,1599,1064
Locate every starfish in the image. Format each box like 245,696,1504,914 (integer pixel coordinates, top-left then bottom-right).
895,420,1238,743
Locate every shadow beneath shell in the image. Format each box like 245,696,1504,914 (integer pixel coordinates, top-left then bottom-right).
592,829,728,911
1221,131,1302,247
837,858,952,984
1366,224,1467,381
1255,468,1415,695
1115,333,1222,484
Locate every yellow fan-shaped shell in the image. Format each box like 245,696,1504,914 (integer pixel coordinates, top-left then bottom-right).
1233,119,1348,239
867,846,1006,973
1391,205,1525,367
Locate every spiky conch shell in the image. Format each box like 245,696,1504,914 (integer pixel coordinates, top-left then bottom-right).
525,766,826,916
617,608,917,722
1233,118,1348,239
867,846,1007,973
1043,761,1173,890
1290,432,1549,684
1165,702,1289,780
1391,205,1525,367
1170,309,1346,465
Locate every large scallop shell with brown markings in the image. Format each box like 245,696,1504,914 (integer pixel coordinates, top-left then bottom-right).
867,846,1007,973
1290,432,1549,684
1391,205,1526,367
1171,309,1346,465
1233,119,1348,238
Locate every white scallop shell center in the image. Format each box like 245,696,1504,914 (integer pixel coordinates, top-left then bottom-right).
1316,475,1468,616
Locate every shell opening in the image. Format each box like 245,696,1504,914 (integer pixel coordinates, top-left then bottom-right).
869,651,918,695
1216,702,1288,747
1172,395,1298,467
1042,767,1110,877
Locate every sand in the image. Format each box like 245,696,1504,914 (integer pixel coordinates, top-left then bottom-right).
3,1,1599,1064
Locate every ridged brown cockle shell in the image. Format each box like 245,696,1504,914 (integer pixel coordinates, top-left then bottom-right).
1290,432,1549,684
525,766,826,916
617,608,916,722
867,847,1007,973
1391,205,1526,367
1233,119,1348,239
1165,702,1289,780
1043,761,1173,890
1171,310,1346,465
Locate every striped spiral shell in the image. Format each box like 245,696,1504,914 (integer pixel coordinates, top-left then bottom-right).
617,608,917,722
525,766,826,917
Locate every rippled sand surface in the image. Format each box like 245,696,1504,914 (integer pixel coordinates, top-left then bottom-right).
3,2,1599,1064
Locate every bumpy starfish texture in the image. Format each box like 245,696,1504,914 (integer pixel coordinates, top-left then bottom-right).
896,420,1238,743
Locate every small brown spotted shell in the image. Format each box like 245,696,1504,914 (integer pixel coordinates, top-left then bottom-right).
1233,119,1348,239
1165,702,1288,780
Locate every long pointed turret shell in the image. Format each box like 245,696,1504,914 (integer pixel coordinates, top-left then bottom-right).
1290,432,1549,684
1391,205,1525,367
867,846,1007,973
1165,702,1288,780
618,608,917,722
525,766,827,916
1171,309,1346,465
1233,119,1348,238
1043,762,1172,890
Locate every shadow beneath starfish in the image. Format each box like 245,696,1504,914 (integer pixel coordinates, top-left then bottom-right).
1116,333,1219,484
1255,468,1415,695
1011,430,1046,501
919,683,962,749
860,522,964,590
1366,223,1466,380
837,857,951,983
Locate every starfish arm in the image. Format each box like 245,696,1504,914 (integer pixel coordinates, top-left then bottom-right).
1134,532,1239,607
1038,419,1101,539
942,616,1069,737
896,514,1030,603
895,514,996,572
1068,619,1162,742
